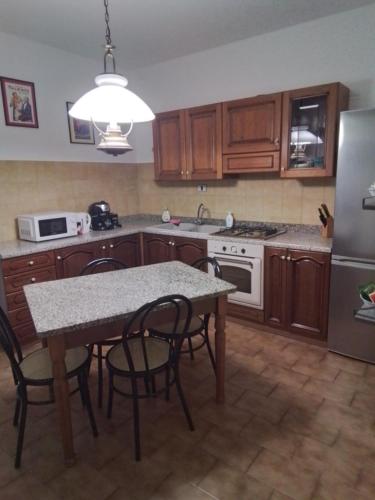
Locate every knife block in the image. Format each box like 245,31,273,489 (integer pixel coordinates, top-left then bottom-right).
320,216,334,238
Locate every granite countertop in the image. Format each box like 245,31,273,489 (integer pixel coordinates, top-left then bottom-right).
0,214,332,259
24,261,236,337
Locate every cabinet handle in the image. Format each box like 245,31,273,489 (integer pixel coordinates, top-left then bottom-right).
186,171,189,176
109,244,114,249
274,137,280,145
181,170,184,176
56,255,62,260
30,277,36,283
286,256,291,261
171,241,175,246
29,260,34,266
280,255,286,260
102,245,106,250
281,166,285,171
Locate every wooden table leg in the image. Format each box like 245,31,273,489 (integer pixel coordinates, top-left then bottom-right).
48,335,75,465
215,295,227,404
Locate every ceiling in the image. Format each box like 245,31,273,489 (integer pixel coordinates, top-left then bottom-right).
0,0,374,70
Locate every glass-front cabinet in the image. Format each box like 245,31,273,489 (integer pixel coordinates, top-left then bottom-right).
280,83,349,178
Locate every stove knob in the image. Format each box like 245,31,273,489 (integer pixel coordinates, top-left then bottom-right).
231,246,237,253
222,246,227,252
241,248,246,254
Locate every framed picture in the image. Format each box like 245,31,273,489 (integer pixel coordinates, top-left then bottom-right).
0,77,39,128
66,101,95,144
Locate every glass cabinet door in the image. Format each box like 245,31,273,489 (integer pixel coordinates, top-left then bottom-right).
281,83,349,178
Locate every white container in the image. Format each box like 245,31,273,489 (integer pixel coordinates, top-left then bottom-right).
161,208,171,222
225,211,234,229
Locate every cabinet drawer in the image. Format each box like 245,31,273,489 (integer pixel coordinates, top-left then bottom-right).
2,251,55,276
223,152,280,173
13,321,36,342
9,307,32,327
4,266,56,294
6,291,27,311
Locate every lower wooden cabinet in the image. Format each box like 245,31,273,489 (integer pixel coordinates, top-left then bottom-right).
265,246,330,340
108,235,140,267
143,233,206,266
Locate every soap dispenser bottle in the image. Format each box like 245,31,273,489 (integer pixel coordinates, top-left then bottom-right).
161,208,171,223
226,211,234,229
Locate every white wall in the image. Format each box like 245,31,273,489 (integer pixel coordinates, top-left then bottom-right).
0,31,137,163
129,3,375,163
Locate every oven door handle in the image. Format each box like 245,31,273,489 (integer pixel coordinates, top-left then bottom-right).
216,257,254,269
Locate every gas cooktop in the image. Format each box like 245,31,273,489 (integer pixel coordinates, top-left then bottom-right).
212,224,287,240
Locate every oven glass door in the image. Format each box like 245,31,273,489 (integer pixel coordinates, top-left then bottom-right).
212,254,262,308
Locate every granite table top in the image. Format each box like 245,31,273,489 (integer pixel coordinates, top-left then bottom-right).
24,261,237,337
0,216,332,259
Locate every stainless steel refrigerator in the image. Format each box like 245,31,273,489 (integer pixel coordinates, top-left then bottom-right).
328,108,375,363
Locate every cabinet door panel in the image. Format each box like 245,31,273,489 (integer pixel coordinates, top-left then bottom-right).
286,250,330,339
185,104,222,180
264,247,287,329
223,152,279,173
109,235,140,268
55,242,103,278
4,266,56,294
143,234,172,265
174,237,207,266
223,93,282,155
153,110,186,180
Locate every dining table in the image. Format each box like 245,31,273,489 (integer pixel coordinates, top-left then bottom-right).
24,260,236,464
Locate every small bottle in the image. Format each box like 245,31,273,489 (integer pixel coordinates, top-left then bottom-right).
161,208,171,223
226,211,234,229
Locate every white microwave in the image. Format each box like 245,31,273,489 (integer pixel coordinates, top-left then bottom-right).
18,212,81,242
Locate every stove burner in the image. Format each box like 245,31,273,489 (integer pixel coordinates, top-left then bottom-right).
213,224,286,240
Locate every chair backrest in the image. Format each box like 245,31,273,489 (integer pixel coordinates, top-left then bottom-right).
0,306,24,385
79,257,128,276
122,295,193,375
192,256,222,279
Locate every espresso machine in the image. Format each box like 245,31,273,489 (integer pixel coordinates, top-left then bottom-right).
88,201,121,231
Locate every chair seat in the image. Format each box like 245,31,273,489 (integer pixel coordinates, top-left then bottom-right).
107,338,170,373
20,346,89,381
150,316,204,337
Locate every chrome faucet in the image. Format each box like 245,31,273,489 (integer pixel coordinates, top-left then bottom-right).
195,203,206,225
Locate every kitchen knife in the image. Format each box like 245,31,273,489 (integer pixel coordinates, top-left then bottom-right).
321,203,331,219
318,208,327,227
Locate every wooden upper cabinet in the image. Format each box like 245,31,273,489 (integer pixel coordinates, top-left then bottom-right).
153,110,186,181
280,82,349,178
222,93,282,174
185,104,222,180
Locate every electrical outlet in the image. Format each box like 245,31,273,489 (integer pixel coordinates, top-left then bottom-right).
197,184,207,192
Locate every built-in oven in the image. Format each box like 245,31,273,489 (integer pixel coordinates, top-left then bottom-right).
207,240,264,309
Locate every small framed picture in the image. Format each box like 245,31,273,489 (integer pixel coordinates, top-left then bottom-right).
66,101,95,145
0,77,39,128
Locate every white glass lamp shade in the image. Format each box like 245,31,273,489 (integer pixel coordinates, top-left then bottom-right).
291,126,323,145
69,73,154,124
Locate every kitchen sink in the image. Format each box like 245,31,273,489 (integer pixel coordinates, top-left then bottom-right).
152,223,223,234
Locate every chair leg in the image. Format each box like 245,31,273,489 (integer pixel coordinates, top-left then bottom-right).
107,372,114,419
13,398,20,427
97,344,103,409
80,372,98,437
15,400,27,469
174,363,194,432
151,375,156,395
165,366,170,401
187,336,194,360
131,377,141,461
77,374,86,408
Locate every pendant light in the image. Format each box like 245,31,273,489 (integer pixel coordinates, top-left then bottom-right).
69,0,154,156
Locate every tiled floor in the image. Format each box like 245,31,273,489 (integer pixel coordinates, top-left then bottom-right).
1,320,375,500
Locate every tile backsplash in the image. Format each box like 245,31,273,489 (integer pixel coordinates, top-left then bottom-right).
136,164,336,227
0,161,335,241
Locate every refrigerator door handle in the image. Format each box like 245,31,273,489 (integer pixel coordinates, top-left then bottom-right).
332,258,375,270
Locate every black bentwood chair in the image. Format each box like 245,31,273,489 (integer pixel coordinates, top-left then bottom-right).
149,257,222,373
106,294,194,461
79,257,128,408
0,306,97,469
